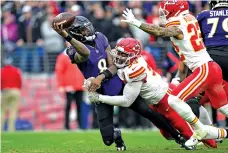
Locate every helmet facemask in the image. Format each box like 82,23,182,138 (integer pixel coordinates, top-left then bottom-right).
159,7,169,25
68,20,96,43
209,0,228,10
111,46,136,68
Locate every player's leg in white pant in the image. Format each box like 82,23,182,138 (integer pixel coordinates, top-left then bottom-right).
168,95,205,130
199,106,213,125
168,95,211,146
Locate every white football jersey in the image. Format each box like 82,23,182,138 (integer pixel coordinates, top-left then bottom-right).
117,56,169,105
166,13,212,71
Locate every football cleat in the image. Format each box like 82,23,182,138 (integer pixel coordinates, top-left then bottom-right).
185,135,200,147
185,128,208,147
175,135,196,150
114,128,126,151
202,139,217,148
216,138,224,144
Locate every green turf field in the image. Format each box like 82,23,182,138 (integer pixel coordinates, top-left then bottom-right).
1,130,228,153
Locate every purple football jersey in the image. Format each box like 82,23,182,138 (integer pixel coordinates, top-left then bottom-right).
77,32,122,96
197,9,228,47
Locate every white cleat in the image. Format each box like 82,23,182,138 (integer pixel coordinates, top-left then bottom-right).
185,135,200,147
185,127,208,147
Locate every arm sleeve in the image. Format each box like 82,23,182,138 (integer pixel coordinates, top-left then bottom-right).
99,81,143,107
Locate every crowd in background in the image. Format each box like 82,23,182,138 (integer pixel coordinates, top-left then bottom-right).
1,0,209,74
3,0,220,131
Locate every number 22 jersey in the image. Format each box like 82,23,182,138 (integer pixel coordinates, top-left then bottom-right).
166,13,212,71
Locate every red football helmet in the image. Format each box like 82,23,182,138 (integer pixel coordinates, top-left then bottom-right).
159,0,189,24
111,38,141,68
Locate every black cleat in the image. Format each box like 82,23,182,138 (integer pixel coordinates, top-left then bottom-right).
175,135,196,150
114,128,126,151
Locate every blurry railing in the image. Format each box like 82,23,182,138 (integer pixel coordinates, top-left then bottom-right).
5,41,174,74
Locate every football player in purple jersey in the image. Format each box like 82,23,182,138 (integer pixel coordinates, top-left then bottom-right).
52,15,194,150
197,0,228,126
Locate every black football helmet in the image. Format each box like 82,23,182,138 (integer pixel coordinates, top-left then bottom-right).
209,0,228,10
68,16,96,42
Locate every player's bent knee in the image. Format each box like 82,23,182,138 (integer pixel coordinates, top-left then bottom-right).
168,95,181,108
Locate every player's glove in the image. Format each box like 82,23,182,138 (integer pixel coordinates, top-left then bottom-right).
83,77,95,91
171,77,180,86
121,8,142,28
88,92,100,103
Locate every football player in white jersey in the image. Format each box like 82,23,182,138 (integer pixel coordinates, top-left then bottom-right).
87,37,220,148
121,0,228,146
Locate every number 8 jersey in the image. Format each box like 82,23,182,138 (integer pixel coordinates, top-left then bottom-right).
166,13,212,71
76,32,123,96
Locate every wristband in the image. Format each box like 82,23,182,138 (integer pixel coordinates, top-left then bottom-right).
65,35,72,42
100,69,113,80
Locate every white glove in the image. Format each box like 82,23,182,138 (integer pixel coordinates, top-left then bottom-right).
83,92,91,105
83,77,95,91
171,77,180,86
88,92,100,103
121,8,142,28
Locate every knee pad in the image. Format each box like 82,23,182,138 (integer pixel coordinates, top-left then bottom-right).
168,95,182,108
168,95,196,122
186,98,200,118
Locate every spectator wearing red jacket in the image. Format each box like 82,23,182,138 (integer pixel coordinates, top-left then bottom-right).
1,58,22,131
55,49,84,130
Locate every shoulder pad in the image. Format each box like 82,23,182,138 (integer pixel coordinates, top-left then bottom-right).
96,32,109,49
165,17,181,28
123,63,147,83
198,10,209,15
197,10,209,20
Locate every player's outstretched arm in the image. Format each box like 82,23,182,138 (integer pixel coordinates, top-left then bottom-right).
52,23,90,63
121,8,183,38
88,81,142,107
140,23,183,37
69,37,90,63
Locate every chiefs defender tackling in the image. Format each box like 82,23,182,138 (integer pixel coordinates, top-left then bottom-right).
52,13,197,151
88,37,219,148
121,0,228,146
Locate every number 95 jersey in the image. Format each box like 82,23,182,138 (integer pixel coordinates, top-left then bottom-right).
166,14,212,71
117,56,169,105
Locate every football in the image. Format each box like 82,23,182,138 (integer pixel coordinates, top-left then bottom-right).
52,12,75,29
